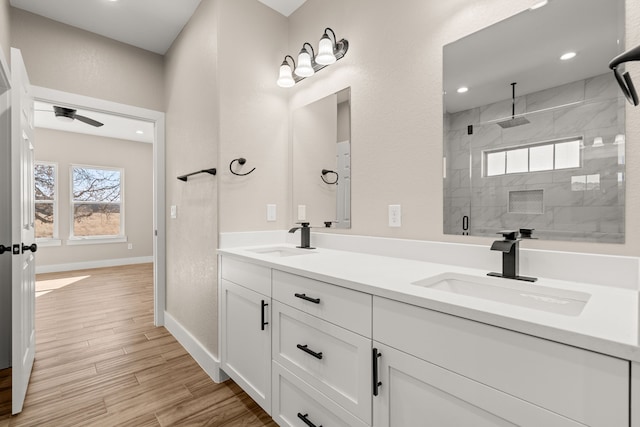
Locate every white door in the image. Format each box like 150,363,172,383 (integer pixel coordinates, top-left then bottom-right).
335,140,350,228
372,342,584,427
220,279,271,414
10,47,36,415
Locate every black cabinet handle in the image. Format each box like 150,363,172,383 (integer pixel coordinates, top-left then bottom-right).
297,344,323,360
294,293,321,304
22,243,37,253
0,245,11,255
373,348,382,396
297,413,322,427
260,300,268,331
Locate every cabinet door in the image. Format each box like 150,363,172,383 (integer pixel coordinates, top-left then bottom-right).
220,279,271,414
372,342,585,427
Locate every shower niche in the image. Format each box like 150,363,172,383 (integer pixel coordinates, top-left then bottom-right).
442,0,626,243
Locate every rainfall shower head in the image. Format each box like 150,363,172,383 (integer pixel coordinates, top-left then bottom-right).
497,82,530,128
497,116,530,128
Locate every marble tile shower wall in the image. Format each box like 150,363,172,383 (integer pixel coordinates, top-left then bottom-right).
444,73,625,243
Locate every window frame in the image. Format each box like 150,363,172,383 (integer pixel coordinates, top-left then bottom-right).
68,164,126,244
483,136,583,177
34,161,61,246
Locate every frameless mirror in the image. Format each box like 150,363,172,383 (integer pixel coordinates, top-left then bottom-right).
443,0,626,243
292,88,351,229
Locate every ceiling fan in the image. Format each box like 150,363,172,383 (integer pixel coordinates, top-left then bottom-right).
37,106,104,127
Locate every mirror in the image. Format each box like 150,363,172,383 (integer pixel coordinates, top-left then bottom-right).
293,88,351,229
443,0,626,243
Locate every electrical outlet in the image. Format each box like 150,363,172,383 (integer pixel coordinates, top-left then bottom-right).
298,205,306,221
170,205,177,219
389,205,401,227
128,243,133,250
267,204,276,221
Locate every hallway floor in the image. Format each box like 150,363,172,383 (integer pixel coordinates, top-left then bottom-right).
0,263,277,426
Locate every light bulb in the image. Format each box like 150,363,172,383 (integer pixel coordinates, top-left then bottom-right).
295,48,314,77
316,35,336,65
277,62,295,88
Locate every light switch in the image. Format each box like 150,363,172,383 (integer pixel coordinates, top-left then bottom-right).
267,204,276,221
389,205,401,227
298,205,306,221
170,205,177,219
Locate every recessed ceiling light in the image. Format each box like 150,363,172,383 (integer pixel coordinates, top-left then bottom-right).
136,130,144,135
560,52,577,61
457,87,469,94
530,0,548,10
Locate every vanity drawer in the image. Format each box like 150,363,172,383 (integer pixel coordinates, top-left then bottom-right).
272,362,368,427
373,296,629,427
272,301,372,424
272,270,371,337
220,256,271,296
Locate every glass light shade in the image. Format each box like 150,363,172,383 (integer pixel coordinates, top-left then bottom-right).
277,63,295,88
316,35,336,65
614,134,625,145
295,50,314,77
592,137,604,147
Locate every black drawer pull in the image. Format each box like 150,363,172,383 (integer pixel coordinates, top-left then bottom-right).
297,413,322,427
261,300,268,331
294,293,321,304
373,348,382,396
297,344,323,360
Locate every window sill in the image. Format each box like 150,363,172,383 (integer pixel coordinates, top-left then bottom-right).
36,238,62,247
66,236,127,246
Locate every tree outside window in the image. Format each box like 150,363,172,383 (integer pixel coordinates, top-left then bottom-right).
34,162,57,239
71,166,124,238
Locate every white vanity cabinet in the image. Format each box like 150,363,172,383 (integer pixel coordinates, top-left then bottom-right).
271,270,373,426
219,258,272,414
373,296,630,427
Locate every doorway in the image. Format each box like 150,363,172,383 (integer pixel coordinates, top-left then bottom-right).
32,86,166,326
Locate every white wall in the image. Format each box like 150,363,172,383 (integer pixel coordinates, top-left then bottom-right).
0,0,9,60
164,0,288,357
10,8,164,111
285,0,640,257
34,128,153,268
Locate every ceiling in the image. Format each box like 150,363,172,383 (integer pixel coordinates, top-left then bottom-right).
444,0,624,114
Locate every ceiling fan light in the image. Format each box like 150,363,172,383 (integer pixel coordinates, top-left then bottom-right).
277,62,295,88
316,35,336,65
295,49,314,77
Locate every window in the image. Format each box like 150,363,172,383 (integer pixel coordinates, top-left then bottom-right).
70,165,124,239
34,162,58,240
485,138,582,177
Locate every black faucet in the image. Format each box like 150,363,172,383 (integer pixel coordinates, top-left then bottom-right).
487,230,537,282
289,222,313,249
288,221,334,249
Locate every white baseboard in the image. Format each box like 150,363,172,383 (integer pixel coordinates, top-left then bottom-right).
36,256,154,274
164,311,228,383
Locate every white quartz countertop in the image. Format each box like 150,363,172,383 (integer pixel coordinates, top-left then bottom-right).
218,244,640,362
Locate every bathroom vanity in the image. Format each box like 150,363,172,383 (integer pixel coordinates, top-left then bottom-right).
218,243,638,427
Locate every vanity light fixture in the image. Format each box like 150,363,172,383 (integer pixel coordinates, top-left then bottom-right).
295,43,315,77
592,137,604,147
560,52,577,61
277,27,349,88
457,86,469,93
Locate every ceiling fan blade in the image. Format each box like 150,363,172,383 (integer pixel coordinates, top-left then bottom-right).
74,114,104,127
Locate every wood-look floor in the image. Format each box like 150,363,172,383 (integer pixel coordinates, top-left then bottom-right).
0,263,277,427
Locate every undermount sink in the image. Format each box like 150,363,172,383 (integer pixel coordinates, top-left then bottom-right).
247,246,315,257
412,273,590,316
